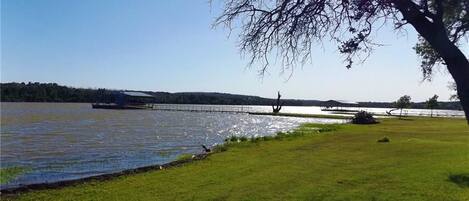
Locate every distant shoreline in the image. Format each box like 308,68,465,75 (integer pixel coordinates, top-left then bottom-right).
0,101,464,112
1,82,463,110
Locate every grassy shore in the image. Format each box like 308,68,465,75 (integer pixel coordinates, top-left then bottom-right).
3,118,469,201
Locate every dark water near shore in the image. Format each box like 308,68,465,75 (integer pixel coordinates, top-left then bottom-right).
0,103,345,188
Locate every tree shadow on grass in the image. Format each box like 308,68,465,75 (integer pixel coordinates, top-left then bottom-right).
448,173,469,188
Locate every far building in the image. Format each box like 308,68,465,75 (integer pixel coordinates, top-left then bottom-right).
93,91,155,109
322,100,359,112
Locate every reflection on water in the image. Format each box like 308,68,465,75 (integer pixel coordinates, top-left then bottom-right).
0,103,344,188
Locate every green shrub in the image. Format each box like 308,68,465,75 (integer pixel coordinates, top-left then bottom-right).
448,173,469,187
261,136,273,141
212,144,228,153
230,135,239,142
377,136,390,143
276,132,287,137
252,136,265,142
225,135,264,143
352,111,378,124
239,136,248,142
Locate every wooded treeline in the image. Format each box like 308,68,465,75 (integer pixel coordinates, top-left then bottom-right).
0,82,462,110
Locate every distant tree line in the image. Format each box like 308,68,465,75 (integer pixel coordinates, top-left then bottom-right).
1,82,97,102
360,100,462,110
0,82,462,110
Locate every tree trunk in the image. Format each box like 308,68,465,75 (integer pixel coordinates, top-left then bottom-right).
446,58,469,124
393,0,469,124
425,37,469,124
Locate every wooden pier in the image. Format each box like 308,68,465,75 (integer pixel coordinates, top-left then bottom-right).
150,104,254,113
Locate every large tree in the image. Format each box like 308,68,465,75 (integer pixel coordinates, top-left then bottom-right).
215,0,469,123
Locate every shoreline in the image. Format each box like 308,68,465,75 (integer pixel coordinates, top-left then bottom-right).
0,153,209,194
0,120,337,195
2,118,467,200
1,112,344,194
0,122,342,195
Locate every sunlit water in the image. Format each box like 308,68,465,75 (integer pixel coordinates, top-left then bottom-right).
1,103,348,188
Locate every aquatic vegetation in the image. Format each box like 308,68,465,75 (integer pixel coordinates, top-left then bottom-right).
155,150,172,158
0,166,30,184
223,123,341,144
249,112,352,119
175,154,193,161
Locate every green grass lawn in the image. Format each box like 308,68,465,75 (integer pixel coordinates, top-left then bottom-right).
3,118,469,201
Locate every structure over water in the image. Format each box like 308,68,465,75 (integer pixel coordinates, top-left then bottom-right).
92,91,155,109
322,100,360,112
92,90,252,112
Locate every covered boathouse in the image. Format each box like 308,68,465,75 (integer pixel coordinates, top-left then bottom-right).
92,91,155,109
321,100,360,112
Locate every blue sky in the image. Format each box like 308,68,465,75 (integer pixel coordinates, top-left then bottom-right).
1,0,463,102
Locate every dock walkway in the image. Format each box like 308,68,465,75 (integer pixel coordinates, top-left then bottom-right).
150,104,254,113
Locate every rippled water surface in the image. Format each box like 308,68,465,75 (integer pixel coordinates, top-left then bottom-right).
1,103,345,188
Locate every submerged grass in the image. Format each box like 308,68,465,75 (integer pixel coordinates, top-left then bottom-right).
175,154,193,161
224,123,340,145
248,112,352,119
155,150,172,158
0,167,29,184
3,117,469,201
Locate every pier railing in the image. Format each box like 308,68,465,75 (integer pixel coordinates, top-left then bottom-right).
151,104,255,113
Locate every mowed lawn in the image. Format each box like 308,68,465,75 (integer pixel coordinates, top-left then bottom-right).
4,118,469,201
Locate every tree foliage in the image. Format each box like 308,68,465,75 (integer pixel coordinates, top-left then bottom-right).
216,0,468,74
0,82,321,106
0,82,99,102
414,0,469,80
394,95,412,117
426,94,439,109
448,82,459,101
426,94,439,117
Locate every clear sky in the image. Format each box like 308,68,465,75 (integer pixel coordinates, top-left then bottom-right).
1,0,463,102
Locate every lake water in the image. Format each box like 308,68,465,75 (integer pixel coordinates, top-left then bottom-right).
1,103,347,189
0,103,464,188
